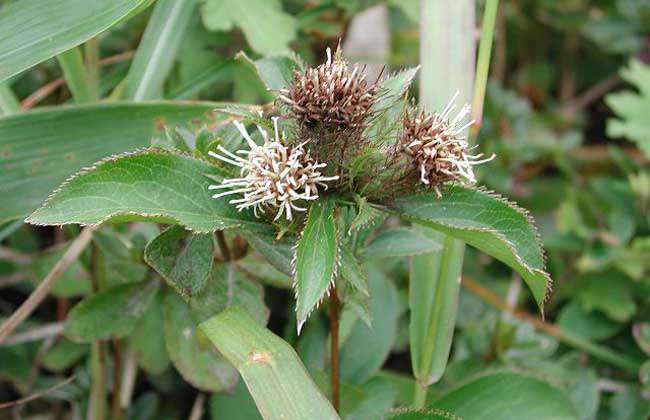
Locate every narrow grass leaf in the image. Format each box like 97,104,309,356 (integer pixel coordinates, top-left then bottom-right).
200,306,339,420
0,0,152,82
0,101,224,222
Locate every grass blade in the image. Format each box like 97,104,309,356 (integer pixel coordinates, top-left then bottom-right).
124,0,197,100
200,306,340,420
57,47,93,103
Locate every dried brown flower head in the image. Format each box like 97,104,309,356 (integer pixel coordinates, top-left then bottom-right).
400,94,494,196
279,48,376,131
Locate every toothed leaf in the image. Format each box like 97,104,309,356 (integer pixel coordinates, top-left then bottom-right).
26,150,264,232
388,186,551,308
293,198,339,333
373,67,419,112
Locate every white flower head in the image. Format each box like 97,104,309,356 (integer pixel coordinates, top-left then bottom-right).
401,92,495,196
208,118,339,221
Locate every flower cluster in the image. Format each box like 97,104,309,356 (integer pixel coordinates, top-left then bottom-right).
399,93,494,196
279,48,376,131
208,118,338,221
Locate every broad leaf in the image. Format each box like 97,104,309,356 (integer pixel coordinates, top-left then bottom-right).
0,101,222,221
210,380,262,420
340,266,399,385
606,59,650,158
201,0,296,56
360,227,442,259
433,371,577,420
293,198,339,334
388,186,551,307
0,0,152,82
145,225,214,300
238,52,302,91
200,306,340,420
189,263,268,324
26,150,262,232
164,291,237,392
240,230,293,276
129,291,170,374
65,280,159,342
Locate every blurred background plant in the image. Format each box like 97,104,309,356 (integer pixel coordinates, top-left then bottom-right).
0,0,649,419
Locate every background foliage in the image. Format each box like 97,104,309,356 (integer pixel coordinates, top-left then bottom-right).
0,0,649,419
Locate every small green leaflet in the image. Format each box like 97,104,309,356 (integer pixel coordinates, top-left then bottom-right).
388,186,551,308
144,225,214,300
293,198,339,334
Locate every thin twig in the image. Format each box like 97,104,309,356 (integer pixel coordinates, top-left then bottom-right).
1,322,64,346
0,272,31,289
0,376,75,409
111,339,123,420
215,231,232,261
0,226,96,344
0,246,33,264
560,74,622,118
188,393,206,420
329,284,340,413
20,51,135,110
120,350,138,410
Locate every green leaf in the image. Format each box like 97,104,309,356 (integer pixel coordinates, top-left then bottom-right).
199,306,340,420
124,0,197,100
210,379,262,420
129,291,170,374
144,226,214,300
238,52,301,91
189,263,268,324
164,291,237,392
388,186,551,307
240,230,293,277
339,244,369,296
433,371,578,420
557,301,622,341
293,198,339,334
201,0,296,56
361,227,442,259
64,280,159,342
26,149,263,232
606,59,650,158
0,0,152,82
41,339,88,372
387,408,462,420
0,101,223,222
373,67,419,112
340,266,399,385
574,271,637,322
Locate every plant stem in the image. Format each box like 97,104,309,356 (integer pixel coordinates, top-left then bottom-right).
470,0,500,140
88,342,107,420
329,283,340,413
57,47,93,103
111,339,123,420
216,231,232,261
0,82,20,115
85,37,101,101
